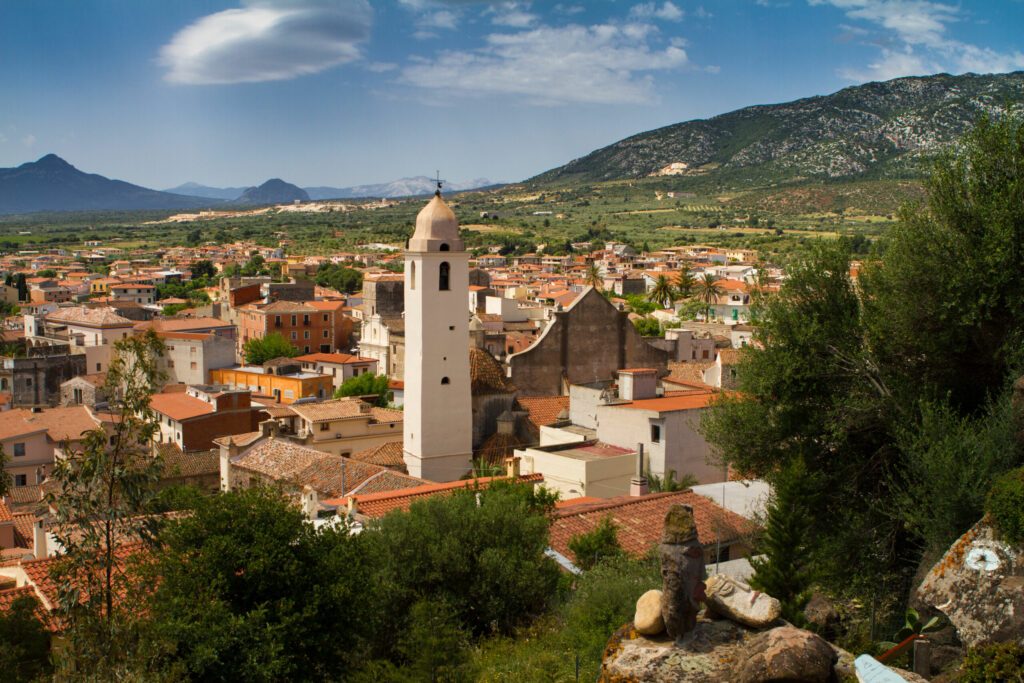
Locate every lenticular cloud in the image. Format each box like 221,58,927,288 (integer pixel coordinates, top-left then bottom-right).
160,0,372,85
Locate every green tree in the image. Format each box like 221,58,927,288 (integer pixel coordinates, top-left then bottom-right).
185,228,201,246
646,469,697,493
143,487,373,681
243,331,298,365
749,457,817,626
0,594,52,682
674,267,696,299
632,317,662,337
584,264,603,290
35,268,57,278
334,373,392,407
368,482,560,641
0,444,11,499
191,259,216,279
49,331,167,678
568,516,624,570
14,273,27,302
697,273,723,321
861,111,1024,414
647,275,675,309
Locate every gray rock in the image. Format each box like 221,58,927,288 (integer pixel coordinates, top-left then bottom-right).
659,504,705,640
916,518,1024,647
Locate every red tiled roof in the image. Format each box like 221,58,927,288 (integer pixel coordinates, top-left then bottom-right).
517,396,569,430
295,352,375,365
0,500,12,523
549,491,757,564
328,473,544,518
149,393,215,421
620,392,717,412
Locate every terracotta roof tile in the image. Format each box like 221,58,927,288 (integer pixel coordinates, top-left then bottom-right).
149,393,215,422
517,396,569,430
470,347,513,394
290,398,371,423
46,306,133,327
350,441,406,471
328,473,544,518
549,491,756,564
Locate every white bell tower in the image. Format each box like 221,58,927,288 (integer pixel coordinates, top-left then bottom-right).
402,188,472,481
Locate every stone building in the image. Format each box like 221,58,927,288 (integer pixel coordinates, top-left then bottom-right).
0,350,87,408
60,372,108,407
361,274,404,318
507,287,670,396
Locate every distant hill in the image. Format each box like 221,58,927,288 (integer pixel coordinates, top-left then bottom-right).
530,71,1024,187
163,182,247,201
0,154,213,215
236,179,310,205
305,176,496,200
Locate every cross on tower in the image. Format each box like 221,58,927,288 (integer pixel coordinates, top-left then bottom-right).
434,170,444,196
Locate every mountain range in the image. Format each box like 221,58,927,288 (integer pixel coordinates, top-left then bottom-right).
531,71,1024,187
169,176,496,201
0,155,213,215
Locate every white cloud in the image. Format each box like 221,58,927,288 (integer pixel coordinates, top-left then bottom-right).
22,134,35,148
159,0,372,85
492,9,537,28
422,9,459,30
400,22,687,105
812,0,1024,82
630,1,684,22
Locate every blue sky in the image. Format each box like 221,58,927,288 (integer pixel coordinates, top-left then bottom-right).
2,0,1023,189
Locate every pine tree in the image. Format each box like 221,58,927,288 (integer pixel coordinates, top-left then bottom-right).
749,456,817,625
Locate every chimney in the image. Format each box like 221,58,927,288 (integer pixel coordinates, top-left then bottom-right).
505,456,521,479
259,419,280,438
496,411,515,436
33,518,48,559
618,369,657,401
630,443,649,497
346,495,357,517
301,485,318,521
219,440,236,492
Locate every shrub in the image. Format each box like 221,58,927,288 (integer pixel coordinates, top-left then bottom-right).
986,467,1024,544
568,516,624,570
960,641,1024,683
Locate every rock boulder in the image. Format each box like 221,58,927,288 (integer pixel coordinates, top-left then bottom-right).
733,626,835,683
634,589,665,635
916,519,1024,647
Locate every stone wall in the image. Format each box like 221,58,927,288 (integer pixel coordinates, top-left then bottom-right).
508,288,670,396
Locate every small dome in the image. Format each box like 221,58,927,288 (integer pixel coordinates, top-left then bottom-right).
409,193,464,252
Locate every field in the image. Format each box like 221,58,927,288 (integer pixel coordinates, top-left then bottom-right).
0,176,915,264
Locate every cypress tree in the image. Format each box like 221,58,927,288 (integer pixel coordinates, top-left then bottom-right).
749,456,817,625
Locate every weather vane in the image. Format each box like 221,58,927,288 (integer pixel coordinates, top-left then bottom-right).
434,170,445,196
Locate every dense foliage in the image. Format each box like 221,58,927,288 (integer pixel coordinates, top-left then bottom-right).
315,262,363,294
960,641,1024,683
702,112,1024,614
986,467,1024,545
334,372,392,406
242,331,298,364
568,515,624,570
0,595,52,682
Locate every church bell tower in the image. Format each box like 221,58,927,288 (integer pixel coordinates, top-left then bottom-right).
402,188,473,481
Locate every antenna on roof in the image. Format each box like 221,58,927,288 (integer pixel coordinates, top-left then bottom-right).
434,170,444,197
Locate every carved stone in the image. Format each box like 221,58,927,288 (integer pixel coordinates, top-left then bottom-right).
659,504,705,640
704,574,782,628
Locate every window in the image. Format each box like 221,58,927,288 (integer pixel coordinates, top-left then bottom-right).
439,243,450,251
441,377,450,385
323,330,329,338
650,424,661,443
191,361,198,370
439,262,450,291
320,422,330,432
96,363,102,372
701,350,709,360
304,346,310,353
304,330,310,339
410,261,416,290
303,315,310,325
13,442,26,457
323,314,328,322
25,378,31,388
291,331,297,340
14,474,26,487
291,315,297,326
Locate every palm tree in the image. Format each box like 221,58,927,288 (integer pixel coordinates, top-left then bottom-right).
647,274,675,309
698,273,723,322
584,263,603,290
674,267,696,299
